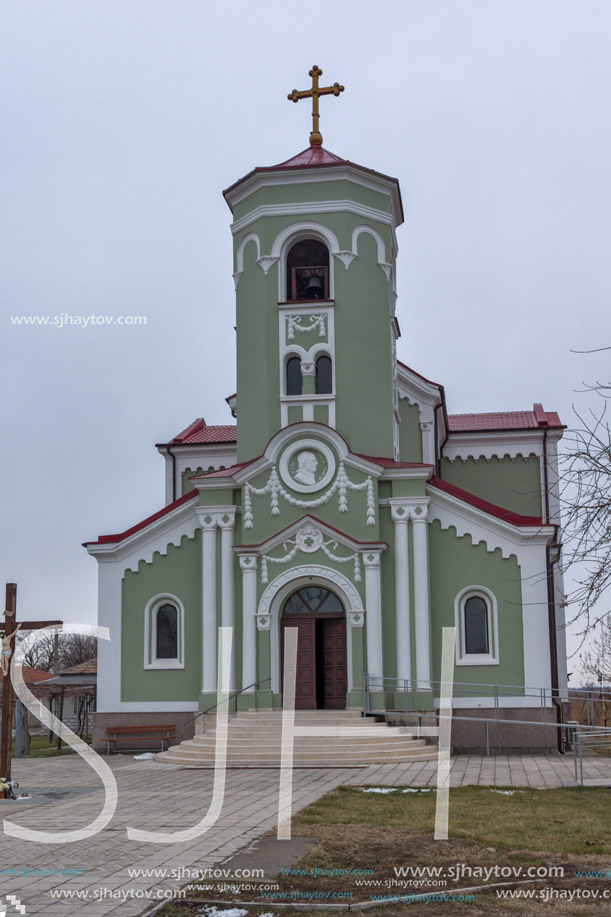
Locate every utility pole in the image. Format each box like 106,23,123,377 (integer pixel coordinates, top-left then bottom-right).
0,584,62,781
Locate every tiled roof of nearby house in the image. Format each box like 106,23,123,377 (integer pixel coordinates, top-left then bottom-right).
448,404,563,432
62,659,97,675
162,418,238,446
429,476,544,527
23,666,53,684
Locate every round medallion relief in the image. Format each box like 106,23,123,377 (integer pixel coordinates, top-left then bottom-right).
278,439,336,494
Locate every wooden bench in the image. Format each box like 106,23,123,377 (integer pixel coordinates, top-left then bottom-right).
105,724,176,755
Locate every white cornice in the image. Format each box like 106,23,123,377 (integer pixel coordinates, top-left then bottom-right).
86,496,200,571
397,364,441,408
442,429,559,462
378,465,434,481
225,165,403,229
427,484,555,560
157,443,238,461
231,199,393,236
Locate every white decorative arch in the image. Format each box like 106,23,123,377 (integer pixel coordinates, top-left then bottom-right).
271,222,341,301
257,564,364,694
234,232,261,289
351,224,388,270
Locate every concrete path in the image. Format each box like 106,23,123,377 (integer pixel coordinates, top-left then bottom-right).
1,752,610,916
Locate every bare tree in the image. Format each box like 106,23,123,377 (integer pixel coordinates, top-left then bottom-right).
18,633,97,672
560,381,611,642
581,614,611,683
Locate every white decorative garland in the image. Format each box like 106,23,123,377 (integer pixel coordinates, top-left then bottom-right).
243,463,375,529
260,525,362,584
286,314,326,340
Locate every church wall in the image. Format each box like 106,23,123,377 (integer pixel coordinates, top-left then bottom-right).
235,239,281,462
440,455,543,517
121,533,202,702
428,521,525,692
398,400,424,463
334,231,395,457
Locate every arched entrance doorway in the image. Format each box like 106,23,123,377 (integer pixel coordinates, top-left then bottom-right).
281,586,347,710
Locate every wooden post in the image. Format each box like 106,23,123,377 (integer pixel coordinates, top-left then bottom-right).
1,583,18,781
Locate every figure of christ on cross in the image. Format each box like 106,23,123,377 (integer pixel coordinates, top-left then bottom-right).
0,583,62,781
287,65,344,147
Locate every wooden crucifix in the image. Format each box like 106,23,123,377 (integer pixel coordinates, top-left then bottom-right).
287,65,344,147
1,583,62,781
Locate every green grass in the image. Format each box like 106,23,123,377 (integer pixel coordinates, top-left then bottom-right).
12,734,91,757
295,785,611,856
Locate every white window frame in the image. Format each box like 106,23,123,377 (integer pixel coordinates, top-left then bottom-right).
144,594,185,669
454,585,499,666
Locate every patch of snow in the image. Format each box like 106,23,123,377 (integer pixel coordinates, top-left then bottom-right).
402,788,432,793
196,909,248,917
133,753,155,760
360,787,398,794
490,789,516,795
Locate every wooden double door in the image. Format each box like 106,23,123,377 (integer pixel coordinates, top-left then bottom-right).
281,587,347,710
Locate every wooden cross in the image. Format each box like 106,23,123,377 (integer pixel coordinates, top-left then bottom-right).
1,584,62,781
287,65,344,147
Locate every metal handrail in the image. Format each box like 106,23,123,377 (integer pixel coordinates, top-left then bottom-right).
573,726,611,784
183,677,272,730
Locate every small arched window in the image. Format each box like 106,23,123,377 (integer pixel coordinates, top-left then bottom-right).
464,596,489,655
286,239,329,301
315,355,332,394
286,356,303,396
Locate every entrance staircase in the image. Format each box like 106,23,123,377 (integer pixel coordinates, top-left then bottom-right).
155,710,436,767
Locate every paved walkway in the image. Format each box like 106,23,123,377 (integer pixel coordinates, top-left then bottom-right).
1,752,610,916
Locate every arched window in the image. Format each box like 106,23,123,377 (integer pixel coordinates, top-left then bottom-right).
315,354,332,394
286,239,329,301
286,356,303,396
454,587,498,666
156,604,178,659
144,595,185,669
283,586,344,615
464,596,489,654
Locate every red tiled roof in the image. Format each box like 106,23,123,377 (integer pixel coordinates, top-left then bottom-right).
190,462,250,480
429,476,544,527
271,147,348,168
62,659,97,675
85,489,199,546
163,418,238,446
23,666,53,684
448,404,563,433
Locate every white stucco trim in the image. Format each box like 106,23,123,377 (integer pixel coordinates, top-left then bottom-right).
231,199,394,236
351,224,388,271
143,593,185,670
442,429,562,463
225,165,402,232
158,444,238,504
257,564,363,695
454,585,499,666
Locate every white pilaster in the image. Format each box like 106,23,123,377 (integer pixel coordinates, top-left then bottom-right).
411,502,431,689
240,554,258,695
219,510,237,690
363,551,384,690
200,514,218,693
390,503,411,683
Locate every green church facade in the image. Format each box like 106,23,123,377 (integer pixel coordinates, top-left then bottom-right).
87,137,567,749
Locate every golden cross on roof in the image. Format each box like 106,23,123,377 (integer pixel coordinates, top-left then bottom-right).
288,65,344,147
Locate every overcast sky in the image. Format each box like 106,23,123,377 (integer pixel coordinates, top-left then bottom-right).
2,1,610,676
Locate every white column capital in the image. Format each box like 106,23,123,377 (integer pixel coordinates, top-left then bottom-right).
389,502,410,524
363,551,381,569
301,361,316,376
256,614,271,631
409,501,429,523
349,611,365,628
197,510,218,531
239,554,258,572
218,509,236,530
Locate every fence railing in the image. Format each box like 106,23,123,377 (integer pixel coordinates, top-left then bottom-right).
363,674,562,721
573,726,611,784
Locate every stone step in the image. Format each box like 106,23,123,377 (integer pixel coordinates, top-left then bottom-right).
177,738,428,753
156,749,436,766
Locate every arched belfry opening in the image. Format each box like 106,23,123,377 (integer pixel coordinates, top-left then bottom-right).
281,586,347,709
286,239,329,301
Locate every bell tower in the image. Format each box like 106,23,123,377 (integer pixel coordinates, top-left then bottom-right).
223,67,404,464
